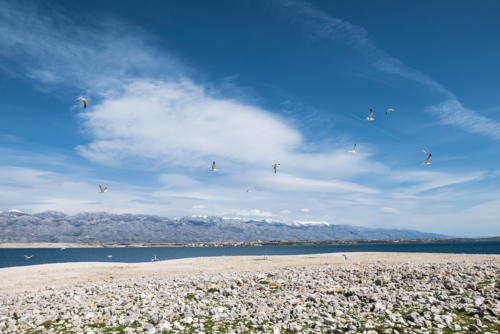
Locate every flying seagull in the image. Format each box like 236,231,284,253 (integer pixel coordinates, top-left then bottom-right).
24,255,34,260
75,97,87,108
421,149,429,154
209,161,216,172
348,144,357,153
99,185,107,193
385,108,395,115
272,163,280,174
107,255,112,258
366,108,375,121
422,153,432,166
342,254,348,261
245,189,252,193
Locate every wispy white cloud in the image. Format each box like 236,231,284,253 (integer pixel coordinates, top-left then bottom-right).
390,170,484,194
260,173,379,194
0,164,497,236
159,173,201,189
0,165,213,215
427,99,500,140
278,0,453,98
380,207,398,214
279,0,500,139
0,0,182,93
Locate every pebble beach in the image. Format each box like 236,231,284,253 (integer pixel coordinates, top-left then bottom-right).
0,253,499,333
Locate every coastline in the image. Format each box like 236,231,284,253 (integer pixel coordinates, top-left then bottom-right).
1,252,499,333
1,236,499,248
1,252,498,295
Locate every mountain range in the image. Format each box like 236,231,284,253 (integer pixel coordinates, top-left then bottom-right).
0,211,448,243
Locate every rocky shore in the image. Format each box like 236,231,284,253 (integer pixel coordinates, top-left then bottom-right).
0,254,499,333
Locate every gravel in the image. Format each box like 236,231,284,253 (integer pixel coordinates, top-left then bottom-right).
0,258,499,333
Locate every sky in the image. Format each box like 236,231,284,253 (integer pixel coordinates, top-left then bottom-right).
0,0,499,237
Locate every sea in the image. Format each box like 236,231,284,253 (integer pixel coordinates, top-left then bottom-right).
0,240,499,269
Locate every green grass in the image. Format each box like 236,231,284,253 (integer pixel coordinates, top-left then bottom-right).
477,280,492,286
85,321,142,334
25,320,143,334
208,288,219,293
184,293,195,301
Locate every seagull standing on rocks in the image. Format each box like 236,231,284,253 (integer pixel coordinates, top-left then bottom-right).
422,153,432,166
209,161,216,172
75,97,87,108
366,108,375,121
272,163,280,174
348,144,357,153
99,185,107,193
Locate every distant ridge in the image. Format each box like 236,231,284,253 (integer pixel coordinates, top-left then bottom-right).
0,211,448,243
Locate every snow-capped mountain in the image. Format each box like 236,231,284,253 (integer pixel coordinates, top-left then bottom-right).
0,211,447,243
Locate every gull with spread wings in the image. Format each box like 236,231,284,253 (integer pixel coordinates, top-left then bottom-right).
272,163,280,174
422,153,432,166
75,97,87,108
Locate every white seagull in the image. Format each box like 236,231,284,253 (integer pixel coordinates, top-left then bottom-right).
385,107,395,115
24,255,34,260
75,97,87,108
99,185,107,193
107,255,112,258
342,254,348,261
272,163,280,174
209,161,216,172
348,144,357,153
421,149,429,154
422,153,432,166
366,108,375,121
245,189,252,193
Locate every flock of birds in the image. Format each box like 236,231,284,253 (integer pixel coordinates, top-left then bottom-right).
364,108,432,165
21,100,432,261
72,99,432,194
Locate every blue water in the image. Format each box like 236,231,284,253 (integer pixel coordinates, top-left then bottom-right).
1,241,499,269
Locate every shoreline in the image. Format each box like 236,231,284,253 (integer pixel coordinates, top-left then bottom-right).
1,236,499,248
1,252,498,295
1,253,499,333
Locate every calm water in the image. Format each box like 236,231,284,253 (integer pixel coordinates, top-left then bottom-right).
1,241,499,269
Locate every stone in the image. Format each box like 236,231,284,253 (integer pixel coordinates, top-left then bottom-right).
406,311,420,323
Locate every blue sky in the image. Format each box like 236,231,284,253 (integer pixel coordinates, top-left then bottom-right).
1,0,499,236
